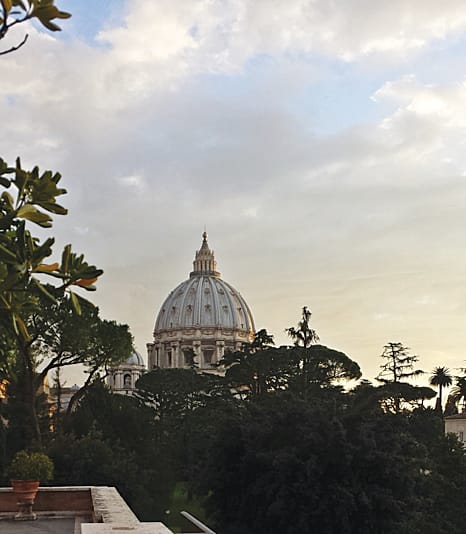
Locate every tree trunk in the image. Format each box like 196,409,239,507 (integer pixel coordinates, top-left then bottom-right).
18,342,42,447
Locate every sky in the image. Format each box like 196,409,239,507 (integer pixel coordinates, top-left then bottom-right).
2,0,466,386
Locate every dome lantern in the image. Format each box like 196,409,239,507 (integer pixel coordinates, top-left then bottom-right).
190,231,220,278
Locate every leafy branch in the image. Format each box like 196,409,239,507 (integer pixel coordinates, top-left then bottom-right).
0,0,70,56
0,157,103,342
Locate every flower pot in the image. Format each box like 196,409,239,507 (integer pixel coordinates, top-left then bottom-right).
11,480,40,520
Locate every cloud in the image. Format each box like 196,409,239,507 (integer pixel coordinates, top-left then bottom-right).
3,0,466,383
95,0,466,79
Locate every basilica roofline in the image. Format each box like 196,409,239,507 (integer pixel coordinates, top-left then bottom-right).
152,324,254,333
189,270,221,278
150,325,254,338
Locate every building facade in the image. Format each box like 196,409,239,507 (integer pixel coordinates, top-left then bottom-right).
147,232,255,372
445,413,466,446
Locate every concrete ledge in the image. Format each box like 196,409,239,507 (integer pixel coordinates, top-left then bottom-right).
85,487,173,533
82,524,173,534
91,486,139,526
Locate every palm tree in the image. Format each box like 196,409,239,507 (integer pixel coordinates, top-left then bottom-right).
429,367,453,414
451,376,466,413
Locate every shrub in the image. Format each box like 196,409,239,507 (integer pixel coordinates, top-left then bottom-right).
8,451,54,482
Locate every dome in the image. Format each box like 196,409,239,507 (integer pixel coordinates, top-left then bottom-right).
154,232,254,333
124,350,144,366
155,276,254,332
148,232,255,372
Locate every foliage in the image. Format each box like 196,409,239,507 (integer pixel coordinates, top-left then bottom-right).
29,292,133,413
377,342,423,384
286,307,361,397
429,366,453,414
3,370,50,456
450,376,466,412
0,158,103,345
222,315,361,399
53,383,176,520
0,156,105,445
8,449,53,481
0,290,132,449
190,393,433,534
0,0,70,56
135,368,228,425
376,342,429,413
220,330,288,396
286,306,319,347
47,345,466,533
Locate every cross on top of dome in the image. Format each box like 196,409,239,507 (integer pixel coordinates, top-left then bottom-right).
190,231,221,278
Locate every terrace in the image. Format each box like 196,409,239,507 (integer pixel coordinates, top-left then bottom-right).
0,485,204,533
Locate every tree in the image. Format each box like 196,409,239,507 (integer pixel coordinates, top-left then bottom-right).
429,367,453,414
220,329,285,397
377,342,423,384
1,287,130,447
376,342,430,413
55,382,177,520
286,308,361,397
30,293,132,415
135,369,228,426
451,376,466,413
0,5,105,447
221,326,360,398
0,0,70,56
190,392,430,534
135,368,233,500
286,306,319,348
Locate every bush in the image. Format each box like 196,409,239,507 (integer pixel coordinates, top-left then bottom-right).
8,450,54,482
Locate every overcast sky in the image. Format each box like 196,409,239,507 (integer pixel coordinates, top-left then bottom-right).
3,0,466,385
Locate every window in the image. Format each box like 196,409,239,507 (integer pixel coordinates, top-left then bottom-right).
183,349,195,367
167,351,172,367
123,374,131,388
203,349,214,365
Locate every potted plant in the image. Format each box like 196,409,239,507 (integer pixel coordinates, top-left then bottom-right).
8,450,54,520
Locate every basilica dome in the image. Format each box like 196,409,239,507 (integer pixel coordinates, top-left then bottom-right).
147,232,255,371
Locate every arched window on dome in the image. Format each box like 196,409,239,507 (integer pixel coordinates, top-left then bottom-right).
123,374,131,388
167,351,172,368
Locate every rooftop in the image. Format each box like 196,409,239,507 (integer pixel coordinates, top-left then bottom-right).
0,486,174,534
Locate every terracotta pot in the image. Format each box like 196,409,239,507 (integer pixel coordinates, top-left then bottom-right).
11,480,40,521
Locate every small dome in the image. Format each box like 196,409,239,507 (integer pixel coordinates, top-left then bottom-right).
124,350,144,366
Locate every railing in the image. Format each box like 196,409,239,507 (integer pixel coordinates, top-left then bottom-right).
181,510,217,534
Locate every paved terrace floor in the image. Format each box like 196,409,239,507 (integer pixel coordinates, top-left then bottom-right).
0,518,75,533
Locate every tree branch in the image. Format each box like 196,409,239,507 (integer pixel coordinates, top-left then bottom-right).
65,365,100,417
0,0,9,38
0,32,28,55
